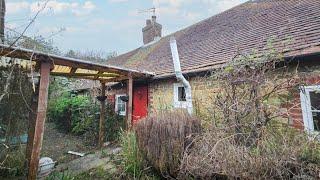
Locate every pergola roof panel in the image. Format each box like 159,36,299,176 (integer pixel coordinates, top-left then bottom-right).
0,44,155,82
75,68,99,75
51,65,71,73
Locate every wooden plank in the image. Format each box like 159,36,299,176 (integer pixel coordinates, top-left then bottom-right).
94,71,103,79
25,85,39,173
0,45,154,77
27,62,51,180
98,82,106,148
126,74,133,129
51,72,121,78
70,67,77,74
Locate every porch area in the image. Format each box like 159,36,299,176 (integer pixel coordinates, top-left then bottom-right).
0,44,154,180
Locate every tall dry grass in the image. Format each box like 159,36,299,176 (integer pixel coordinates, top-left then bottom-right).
179,122,320,179
135,111,201,178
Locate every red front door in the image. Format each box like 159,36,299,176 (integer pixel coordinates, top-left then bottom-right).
132,85,148,124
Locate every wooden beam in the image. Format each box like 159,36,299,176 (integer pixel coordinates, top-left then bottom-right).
69,67,77,74
27,62,51,180
98,82,106,148
25,85,39,174
0,45,155,78
126,74,133,129
94,71,103,79
51,72,121,78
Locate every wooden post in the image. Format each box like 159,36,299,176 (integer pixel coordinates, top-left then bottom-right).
98,82,106,148
27,62,51,180
26,85,39,173
126,74,133,129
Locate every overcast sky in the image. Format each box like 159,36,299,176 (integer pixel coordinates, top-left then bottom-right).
6,0,247,55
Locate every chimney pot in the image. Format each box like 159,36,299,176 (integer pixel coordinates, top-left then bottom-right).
152,15,156,22
146,19,151,26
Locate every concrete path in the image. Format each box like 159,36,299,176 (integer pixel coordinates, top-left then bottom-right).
54,146,121,176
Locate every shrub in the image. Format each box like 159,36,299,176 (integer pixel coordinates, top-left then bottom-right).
48,93,94,134
135,111,201,178
118,130,144,179
46,171,74,180
105,104,126,142
48,94,125,144
180,124,320,179
0,148,26,177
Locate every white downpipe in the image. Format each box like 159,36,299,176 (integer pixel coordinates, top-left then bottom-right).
170,36,193,115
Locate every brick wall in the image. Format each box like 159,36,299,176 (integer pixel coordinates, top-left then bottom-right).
148,76,217,124
106,83,127,110
106,64,320,131
149,70,320,131
285,72,320,130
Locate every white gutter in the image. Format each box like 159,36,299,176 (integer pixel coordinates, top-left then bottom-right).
169,37,193,115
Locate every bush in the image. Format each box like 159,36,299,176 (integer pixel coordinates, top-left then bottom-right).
0,147,26,177
135,111,201,178
45,171,74,180
118,130,144,179
180,125,320,179
105,104,126,142
48,94,125,145
48,93,95,134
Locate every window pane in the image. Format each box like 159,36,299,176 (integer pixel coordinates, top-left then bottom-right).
116,96,126,115
310,91,320,110
312,112,320,131
310,91,320,131
178,87,186,101
119,104,125,112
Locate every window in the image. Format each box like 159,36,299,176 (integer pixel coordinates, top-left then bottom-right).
178,87,186,101
115,94,126,116
173,83,189,108
300,86,320,133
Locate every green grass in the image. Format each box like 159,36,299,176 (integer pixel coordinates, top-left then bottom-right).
119,130,143,179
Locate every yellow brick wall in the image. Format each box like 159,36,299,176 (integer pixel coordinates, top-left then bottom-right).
148,76,218,125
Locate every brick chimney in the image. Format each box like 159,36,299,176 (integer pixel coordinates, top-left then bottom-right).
142,15,162,45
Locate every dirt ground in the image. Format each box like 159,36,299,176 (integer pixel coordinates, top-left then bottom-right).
41,122,96,164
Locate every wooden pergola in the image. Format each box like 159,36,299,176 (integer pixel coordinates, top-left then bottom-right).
0,44,154,180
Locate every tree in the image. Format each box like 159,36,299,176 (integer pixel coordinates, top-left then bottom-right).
65,49,117,63
0,0,5,43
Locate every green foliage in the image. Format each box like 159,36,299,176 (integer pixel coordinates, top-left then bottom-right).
48,93,97,136
0,66,32,178
118,130,144,179
300,142,320,164
73,166,114,180
0,66,32,140
48,93,125,145
105,104,126,141
46,171,74,180
0,148,26,177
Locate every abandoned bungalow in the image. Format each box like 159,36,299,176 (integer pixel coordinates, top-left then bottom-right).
105,0,320,132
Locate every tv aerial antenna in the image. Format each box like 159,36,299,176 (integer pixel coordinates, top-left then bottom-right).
138,7,156,16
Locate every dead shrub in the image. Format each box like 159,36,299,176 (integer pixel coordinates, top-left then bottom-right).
180,124,320,179
135,111,201,178
179,48,320,179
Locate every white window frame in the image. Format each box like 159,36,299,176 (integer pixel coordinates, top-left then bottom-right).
115,94,126,116
173,83,188,109
300,85,320,135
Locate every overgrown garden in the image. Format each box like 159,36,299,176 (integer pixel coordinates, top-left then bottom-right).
116,50,320,179
0,35,122,178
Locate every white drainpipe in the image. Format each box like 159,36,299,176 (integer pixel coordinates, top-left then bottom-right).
170,36,193,115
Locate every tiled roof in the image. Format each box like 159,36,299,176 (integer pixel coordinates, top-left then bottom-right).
107,0,320,77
